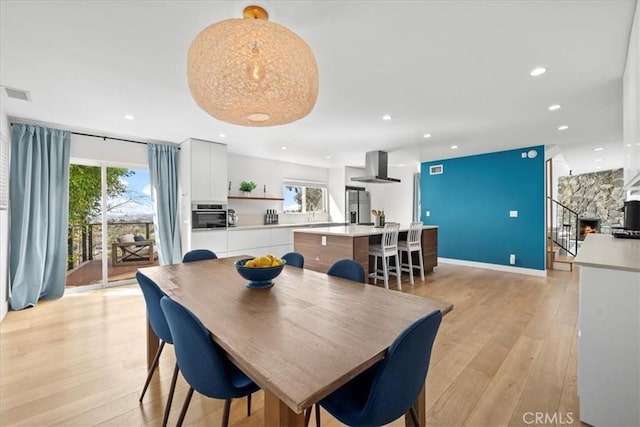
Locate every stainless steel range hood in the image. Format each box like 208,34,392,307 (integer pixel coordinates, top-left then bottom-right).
351,151,401,183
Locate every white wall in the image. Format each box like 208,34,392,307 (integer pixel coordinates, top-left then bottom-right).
227,153,330,224
345,166,368,190
623,2,640,197
328,166,346,222
368,164,419,224
70,134,148,167
0,111,8,320
343,164,416,224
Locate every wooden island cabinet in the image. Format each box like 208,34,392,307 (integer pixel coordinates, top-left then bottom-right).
293,224,438,278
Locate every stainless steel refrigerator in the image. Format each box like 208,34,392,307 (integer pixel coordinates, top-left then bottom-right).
346,189,371,224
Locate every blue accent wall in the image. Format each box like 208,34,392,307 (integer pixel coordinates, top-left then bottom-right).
421,146,545,270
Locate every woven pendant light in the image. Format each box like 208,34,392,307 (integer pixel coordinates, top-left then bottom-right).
187,6,319,127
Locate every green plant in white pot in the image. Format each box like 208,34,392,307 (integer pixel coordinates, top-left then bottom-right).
239,181,257,195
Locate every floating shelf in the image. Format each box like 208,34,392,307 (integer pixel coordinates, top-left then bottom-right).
228,195,284,201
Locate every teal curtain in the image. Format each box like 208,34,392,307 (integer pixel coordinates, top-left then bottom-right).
9,124,71,310
148,143,182,265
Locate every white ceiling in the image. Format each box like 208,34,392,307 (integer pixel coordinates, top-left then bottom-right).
0,0,636,173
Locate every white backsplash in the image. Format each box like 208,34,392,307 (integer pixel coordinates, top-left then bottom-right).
231,212,331,227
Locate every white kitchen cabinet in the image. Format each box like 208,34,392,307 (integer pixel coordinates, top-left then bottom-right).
227,226,297,258
190,230,228,258
270,228,291,246
227,229,271,257
209,142,228,202
180,138,228,254
190,139,211,202
183,138,228,203
270,227,293,255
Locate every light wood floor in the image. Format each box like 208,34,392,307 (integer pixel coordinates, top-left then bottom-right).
0,264,584,426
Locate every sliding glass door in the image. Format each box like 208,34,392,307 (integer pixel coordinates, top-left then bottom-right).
65,162,155,289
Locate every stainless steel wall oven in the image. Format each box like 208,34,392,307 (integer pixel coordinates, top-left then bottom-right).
191,203,227,230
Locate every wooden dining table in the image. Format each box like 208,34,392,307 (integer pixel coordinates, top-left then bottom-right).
138,255,453,426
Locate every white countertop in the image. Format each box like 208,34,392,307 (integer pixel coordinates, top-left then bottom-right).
574,233,640,273
292,224,438,237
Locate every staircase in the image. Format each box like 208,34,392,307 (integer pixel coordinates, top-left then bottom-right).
547,197,578,271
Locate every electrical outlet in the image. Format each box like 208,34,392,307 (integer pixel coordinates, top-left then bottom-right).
510,254,516,265
321,236,327,246
425,210,430,217
510,210,518,217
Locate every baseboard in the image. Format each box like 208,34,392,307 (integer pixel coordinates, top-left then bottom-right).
552,262,573,272
438,257,548,277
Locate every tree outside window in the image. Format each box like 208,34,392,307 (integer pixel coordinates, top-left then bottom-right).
283,185,326,213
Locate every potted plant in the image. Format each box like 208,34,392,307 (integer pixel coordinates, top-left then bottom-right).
239,180,257,195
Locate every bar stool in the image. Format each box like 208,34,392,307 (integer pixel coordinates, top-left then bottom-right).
397,222,425,285
369,222,401,290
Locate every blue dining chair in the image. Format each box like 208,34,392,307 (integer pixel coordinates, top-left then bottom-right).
136,272,179,427
282,252,304,268
182,249,217,263
160,296,260,427
317,309,442,427
327,259,366,283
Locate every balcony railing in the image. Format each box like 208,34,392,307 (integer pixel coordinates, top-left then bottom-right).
67,221,154,271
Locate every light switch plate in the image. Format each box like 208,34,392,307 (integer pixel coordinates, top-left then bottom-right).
510,210,518,217
321,236,327,246
426,210,430,217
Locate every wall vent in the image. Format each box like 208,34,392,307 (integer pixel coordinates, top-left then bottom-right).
429,165,443,175
3,87,31,102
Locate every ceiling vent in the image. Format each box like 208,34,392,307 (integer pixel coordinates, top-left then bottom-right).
3,87,31,102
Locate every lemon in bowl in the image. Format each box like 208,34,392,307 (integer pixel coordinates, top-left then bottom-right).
235,255,286,288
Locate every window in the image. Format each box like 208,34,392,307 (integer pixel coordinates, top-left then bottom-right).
283,180,327,213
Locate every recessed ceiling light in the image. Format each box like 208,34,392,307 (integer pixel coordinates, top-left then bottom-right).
626,144,633,147
124,114,135,120
281,146,287,150
218,133,226,138
529,67,547,77
595,166,602,169
423,133,432,138
451,145,458,150
548,104,561,111
595,158,602,162
382,114,392,121
558,125,569,131
325,155,331,159
593,147,604,152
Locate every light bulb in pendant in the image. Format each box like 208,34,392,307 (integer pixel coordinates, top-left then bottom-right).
247,44,265,83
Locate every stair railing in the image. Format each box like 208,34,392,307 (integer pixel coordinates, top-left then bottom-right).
548,197,579,257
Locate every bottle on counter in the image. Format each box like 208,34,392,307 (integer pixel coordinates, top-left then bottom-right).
380,211,385,227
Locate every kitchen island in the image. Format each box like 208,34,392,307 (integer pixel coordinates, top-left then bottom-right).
574,233,640,427
293,224,438,278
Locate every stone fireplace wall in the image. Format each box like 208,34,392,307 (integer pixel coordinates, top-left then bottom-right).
557,168,624,231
